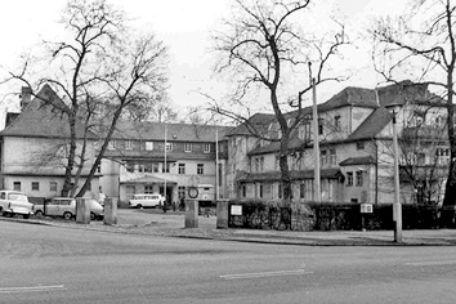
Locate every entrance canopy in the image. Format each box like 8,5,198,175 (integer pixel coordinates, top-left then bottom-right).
121,175,177,185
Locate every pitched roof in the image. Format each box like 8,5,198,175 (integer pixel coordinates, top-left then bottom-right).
0,85,233,143
319,86,378,110
0,85,96,139
339,156,376,166
226,113,276,137
348,107,392,141
110,121,232,143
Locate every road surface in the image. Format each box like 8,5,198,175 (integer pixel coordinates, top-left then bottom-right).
1,221,456,303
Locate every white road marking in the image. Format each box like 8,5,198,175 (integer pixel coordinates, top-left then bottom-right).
220,269,313,280
406,260,456,267
0,285,65,294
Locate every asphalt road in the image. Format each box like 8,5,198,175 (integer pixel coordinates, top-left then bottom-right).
1,221,456,304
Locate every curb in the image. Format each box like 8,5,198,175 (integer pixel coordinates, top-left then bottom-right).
0,217,53,226
1,216,455,247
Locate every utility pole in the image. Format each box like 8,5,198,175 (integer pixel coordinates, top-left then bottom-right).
392,109,403,242
312,78,321,203
309,63,321,202
215,127,220,201
164,123,167,204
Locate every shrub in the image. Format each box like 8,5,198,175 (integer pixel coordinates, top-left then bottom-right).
227,200,441,231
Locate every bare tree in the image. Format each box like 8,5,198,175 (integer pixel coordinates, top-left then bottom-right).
212,0,348,203
373,0,456,224
1,0,167,197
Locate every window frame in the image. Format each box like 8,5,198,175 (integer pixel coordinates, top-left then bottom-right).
197,163,204,175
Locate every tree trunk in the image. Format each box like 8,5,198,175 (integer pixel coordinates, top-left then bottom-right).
75,106,124,197
61,113,77,197
441,72,456,226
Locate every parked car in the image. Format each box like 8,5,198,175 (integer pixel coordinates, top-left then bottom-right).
0,190,34,219
129,193,164,208
34,197,104,220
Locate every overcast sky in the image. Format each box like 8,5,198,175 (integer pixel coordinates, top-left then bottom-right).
0,0,409,120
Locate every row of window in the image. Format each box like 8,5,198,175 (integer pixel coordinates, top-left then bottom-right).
108,140,216,153
12,181,93,192
125,162,207,175
346,171,364,187
13,181,58,192
240,180,321,201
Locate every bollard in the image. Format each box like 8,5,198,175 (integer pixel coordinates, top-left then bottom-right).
185,200,198,228
216,200,229,229
76,198,90,224
103,198,117,225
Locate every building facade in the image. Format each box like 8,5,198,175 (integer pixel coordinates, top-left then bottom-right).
226,81,449,205
0,81,448,206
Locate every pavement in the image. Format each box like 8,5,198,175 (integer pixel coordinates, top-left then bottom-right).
2,208,456,246
4,220,456,304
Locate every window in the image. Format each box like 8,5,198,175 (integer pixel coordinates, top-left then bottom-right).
13,181,21,191
50,181,57,192
304,180,313,200
321,150,328,165
259,183,263,198
334,115,341,131
165,143,173,152
178,163,186,174
436,147,450,165
126,185,136,199
197,163,204,175
300,183,305,199
204,144,211,153
351,198,359,203
178,186,186,198
356,170,363,186
152,163,160,173
184,143,192,152
356,142,365,150
145,141,154,151
278,183,282,199
242,184,246,198
97,163,101,173
144,185,154,194
162,162,170,173
260,156,264,172
347,172,353,186
275,155,280,170
0,192,5,199
32,182,40,191
318,121,324,135
144,163,153,173
125,140,133,150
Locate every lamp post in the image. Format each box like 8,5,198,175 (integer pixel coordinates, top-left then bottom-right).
392,109,403,242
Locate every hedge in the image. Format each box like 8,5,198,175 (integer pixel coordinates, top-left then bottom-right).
227,200,442,231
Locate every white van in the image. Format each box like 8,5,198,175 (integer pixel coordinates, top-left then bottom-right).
129,193,164,208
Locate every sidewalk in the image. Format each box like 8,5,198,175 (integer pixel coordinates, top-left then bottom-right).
2,210,456,246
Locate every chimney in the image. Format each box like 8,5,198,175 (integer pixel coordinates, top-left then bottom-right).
20,86,32,110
